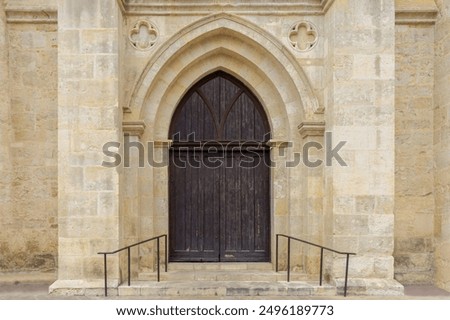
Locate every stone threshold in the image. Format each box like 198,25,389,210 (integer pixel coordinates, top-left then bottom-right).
139,269,308,282
118,280,335,297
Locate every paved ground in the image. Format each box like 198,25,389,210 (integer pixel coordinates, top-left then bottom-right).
1,281,450,300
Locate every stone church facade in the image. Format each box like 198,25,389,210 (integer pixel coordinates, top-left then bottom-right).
0,0,449,295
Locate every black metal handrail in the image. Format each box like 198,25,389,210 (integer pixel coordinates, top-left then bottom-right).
276,234,356,297
98,234,167,297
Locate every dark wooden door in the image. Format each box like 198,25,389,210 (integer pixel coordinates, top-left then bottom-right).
169,71,271,262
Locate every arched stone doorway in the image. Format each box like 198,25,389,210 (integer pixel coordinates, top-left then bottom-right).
168,71,271,262
126,14,324,273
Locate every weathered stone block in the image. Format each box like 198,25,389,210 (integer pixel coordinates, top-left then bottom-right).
59,0,102,29
373,256,394,278
84,166,116,191
80,29,118,54
394,253,434,272
83,257,105,279
395,237,434,253
334,214,369,236
59,55,94,79
368,214,394,236
94,55,118,79
359,236,394,254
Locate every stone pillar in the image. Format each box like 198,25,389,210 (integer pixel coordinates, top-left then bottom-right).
268,141,290,270
287,136,306,272
51,0,121,295
434,0,450,292
323,0,403,295
121,121,146,279
147,140,171,272
298,122,325,276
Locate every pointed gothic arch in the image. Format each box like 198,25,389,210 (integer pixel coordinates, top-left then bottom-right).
126,13,323,141
169,71,271,142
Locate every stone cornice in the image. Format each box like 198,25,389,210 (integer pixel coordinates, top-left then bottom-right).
298,121,325,139
4,1,439,25
120,0,326,16
5,6,57,24
395,0,438,25
119,0,439,24
395,9,438,24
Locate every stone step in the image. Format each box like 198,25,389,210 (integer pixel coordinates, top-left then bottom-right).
139,270,309,282
167,262,274,271
119,280,336,297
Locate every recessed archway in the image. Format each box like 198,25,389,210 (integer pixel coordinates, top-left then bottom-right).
125,13,321,272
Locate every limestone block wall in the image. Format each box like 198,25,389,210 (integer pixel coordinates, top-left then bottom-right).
434,0,450,292
324,0,398,287
394,24,435,284
0,1,58,273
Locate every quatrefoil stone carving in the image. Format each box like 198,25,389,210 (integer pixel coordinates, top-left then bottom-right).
288,21,318,52
129,20,158,51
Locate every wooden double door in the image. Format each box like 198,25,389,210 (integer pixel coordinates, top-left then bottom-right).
169,71,271,262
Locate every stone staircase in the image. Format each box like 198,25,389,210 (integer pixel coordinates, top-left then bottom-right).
117,263,336,297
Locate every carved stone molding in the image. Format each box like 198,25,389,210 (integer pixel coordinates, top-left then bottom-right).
120,0,325,16
288,21,319,52
128,13,322,122
395,0,438,25
298,121,325,139
123,121,146,137
128,20,159,51
395,10,438,25
5,7,57,24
